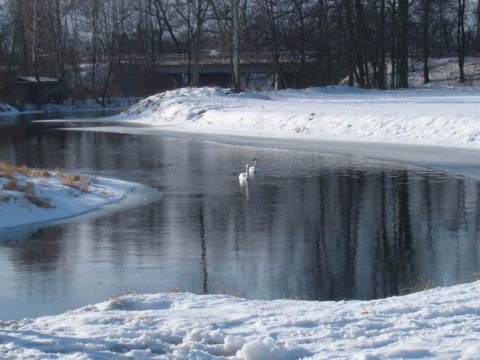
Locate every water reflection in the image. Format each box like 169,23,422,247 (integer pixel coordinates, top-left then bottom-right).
0,122,480,319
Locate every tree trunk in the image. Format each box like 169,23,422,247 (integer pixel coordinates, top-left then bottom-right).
265,0,287,88
192,0,204,87
422,0,430,84
457,0,466,83
232,0,241,92
397,0,409,88
390,0,397,88
345,0,356,87
377,0,386,89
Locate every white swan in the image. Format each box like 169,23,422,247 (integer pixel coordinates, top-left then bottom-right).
239,164,250,181
249,158,258,173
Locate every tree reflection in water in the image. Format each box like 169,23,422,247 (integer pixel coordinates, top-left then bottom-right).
0,121,479,319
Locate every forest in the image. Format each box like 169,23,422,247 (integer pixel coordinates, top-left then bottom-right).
0,0,478,104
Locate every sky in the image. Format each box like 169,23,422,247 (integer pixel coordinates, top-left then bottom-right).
1,58,480,359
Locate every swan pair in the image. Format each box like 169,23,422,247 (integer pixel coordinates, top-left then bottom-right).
239,158,258,181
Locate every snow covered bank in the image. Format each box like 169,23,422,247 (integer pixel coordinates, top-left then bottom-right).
0,167,161,241
115,86,480,150
10,86,480,359
8,67,480,357
1,279,479,359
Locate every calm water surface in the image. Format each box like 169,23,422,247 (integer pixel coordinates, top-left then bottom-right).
1,119,480,319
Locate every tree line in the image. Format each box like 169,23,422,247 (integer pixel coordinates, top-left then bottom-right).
0,0,478,103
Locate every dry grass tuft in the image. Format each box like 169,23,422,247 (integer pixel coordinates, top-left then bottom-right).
0,162,55,180
1,178,53,208
60,173,90,193
2,179,35,193
2,178,22,191
17,164,30,176
401,276,438,295
0,162,44,178
470,273,480,281
32,169,52,178
24,193,53,208
0,162,18,179
23,181,35,194
0,162,94,208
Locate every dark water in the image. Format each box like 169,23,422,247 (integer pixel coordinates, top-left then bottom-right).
0,109,121,123
1,120,480,319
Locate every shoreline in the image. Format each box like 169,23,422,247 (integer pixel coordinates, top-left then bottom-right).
0,176,162,241
63,123,480,181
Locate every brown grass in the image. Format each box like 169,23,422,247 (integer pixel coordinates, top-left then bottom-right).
32,169,52,178
2,179,35,193
2,178,22,191
1,178,53,208
23,181,35,194
60,173,90,193
400,276,438,295
0,162,31,177
16,164,30,176
24,193,53,208
0,162,18,179
0,162,93,208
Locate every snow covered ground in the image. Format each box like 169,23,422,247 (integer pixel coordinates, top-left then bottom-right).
3,59,480,359
116,85,480,150
0,167,161,242
1,280,479,359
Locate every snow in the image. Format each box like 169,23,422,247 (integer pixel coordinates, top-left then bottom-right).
3,59,480,359
113,85,480,150
0,170,161,241
110,57,480,151
1,282,479,359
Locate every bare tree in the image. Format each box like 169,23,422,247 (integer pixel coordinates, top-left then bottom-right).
457,0,466,82
397,0,409,88
420,0,432,84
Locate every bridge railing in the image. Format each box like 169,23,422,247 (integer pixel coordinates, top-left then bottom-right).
155,51,308,65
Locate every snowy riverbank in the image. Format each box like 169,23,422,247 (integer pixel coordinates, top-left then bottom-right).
0,88,480,360
1,277,479,359
0,166,161,241
3,82,480,358
116,86,480,150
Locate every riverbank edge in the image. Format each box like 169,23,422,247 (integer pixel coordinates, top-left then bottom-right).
67,123,480,181
0,179,162,241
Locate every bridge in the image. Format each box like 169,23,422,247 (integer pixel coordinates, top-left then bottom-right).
150,52,312,74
